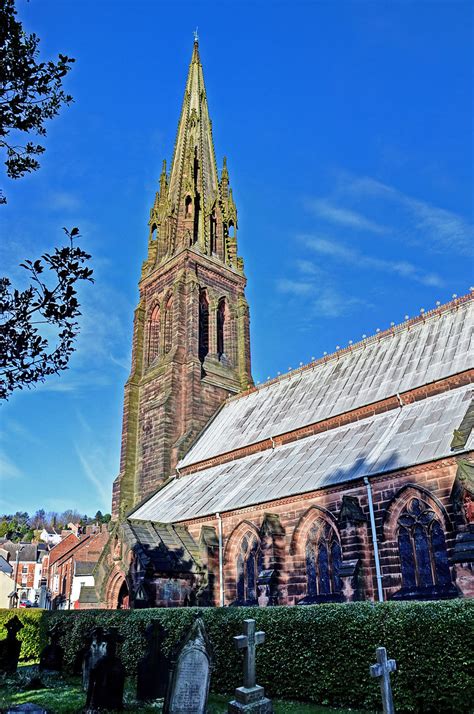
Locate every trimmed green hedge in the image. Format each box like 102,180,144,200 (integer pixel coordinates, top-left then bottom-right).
1,600,473,713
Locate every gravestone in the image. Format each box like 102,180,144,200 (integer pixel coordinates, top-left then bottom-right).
39,624,63,672
370,646,397,714
228,619,273,713
164,616,212,714
82,626,107,691
0,615,24,674
137,620,169,701
86,627,125,711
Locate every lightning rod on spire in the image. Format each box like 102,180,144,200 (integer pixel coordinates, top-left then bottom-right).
194,27,199,44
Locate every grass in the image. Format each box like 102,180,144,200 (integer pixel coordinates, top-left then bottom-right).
0,670,371,713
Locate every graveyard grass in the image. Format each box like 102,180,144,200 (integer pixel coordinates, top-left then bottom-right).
0,672,369,713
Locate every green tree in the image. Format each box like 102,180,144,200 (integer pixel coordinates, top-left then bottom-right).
0,0,75,196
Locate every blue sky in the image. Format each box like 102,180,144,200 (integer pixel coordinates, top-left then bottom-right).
1,0,473,516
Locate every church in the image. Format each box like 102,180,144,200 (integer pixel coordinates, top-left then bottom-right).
89,38,473,610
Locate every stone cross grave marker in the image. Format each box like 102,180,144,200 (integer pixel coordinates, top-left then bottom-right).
370,646,397,714
228,619,273,713
164,616,212,714
137,619,169,702
0,615,24,674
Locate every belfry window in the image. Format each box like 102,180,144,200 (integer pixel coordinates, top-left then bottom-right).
147,305,161,364
217,298,226,360
228,221,235,238
199,290,209,363
163,295,173,354
185,196,192,218
236,532,262,605
397,498,452,593
210,210,217,254
305,522,342,601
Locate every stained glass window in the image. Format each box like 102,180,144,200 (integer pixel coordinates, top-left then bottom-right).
305,522,342,599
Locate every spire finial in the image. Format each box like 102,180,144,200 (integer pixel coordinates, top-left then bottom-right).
193,27,199,44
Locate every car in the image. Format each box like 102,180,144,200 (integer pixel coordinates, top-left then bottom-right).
19,600,32,608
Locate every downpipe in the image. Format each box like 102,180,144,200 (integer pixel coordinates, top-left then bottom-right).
364,476,384,602
216,512,225,606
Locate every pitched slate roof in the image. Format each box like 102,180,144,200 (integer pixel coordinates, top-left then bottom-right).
180,296,473,468
132,384,473,523
123,520,200,573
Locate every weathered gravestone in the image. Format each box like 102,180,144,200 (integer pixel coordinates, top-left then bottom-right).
86,627,126,711
370,646,397,714
39,624,63,672
81,626,107,692
0,615,24,674
137,619,169,702
163,616,212,714
228,619,273,714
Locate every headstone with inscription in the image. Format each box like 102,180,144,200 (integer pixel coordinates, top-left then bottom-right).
137,619,169,701
39,624,63,672
0,615,24,674
228,619,273,714
82,626,106,692
86,627,125,711
164,616,212,714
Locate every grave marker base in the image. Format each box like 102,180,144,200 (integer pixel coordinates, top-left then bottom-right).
228,685,273,713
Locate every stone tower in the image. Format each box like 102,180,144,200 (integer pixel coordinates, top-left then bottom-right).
112,39,253,518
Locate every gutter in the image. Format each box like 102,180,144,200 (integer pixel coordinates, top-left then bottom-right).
364,476,384,602
215,512,224,606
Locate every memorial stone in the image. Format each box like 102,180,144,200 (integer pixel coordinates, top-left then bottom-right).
164,616,212,714
370,646,397,714
82,626,106,692
39,624,63,672
0,615,24,674
86,627,125,711
228,619,273,714
137,620,169,701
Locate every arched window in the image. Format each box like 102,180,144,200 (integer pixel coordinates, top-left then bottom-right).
397,498,452,594
210,210,217,254
236,532,262,605
150,224,157,241
305,522,342,602
217,298,226,360
198,290,209,363
147,305,161,364
185,196,192,218
163,295,173,355
228,221,235,238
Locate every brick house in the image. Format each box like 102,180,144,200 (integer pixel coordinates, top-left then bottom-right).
0,542,48,604
94,39,473,609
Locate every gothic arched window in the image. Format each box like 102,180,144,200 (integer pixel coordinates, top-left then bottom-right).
147,305,161,364
217,298,226,360
163,295,173,355
305,522,342,602
236,532,262,605
198,290,209,363
397,498,452,594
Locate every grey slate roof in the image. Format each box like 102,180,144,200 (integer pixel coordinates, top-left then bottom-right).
124,520,200,573
132,385,473,523
179,298,473,468
74,561,95,576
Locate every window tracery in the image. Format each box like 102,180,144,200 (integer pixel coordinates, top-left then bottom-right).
147,305,161,364
305,522,342,601
236,532,262,605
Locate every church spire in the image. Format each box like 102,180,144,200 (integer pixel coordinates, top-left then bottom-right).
145,38,241,272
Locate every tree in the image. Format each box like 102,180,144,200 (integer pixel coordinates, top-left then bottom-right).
0,227,93,398
0,0,75,199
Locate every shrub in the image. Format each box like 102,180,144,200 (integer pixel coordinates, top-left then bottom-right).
0,600,472,713
0,609,47,662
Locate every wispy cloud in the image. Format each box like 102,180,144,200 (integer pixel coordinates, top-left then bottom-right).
75,444,112,509
307,198,388,235
48,191,81,212
0,451,23,480
340,174,474,255
302,235,444,288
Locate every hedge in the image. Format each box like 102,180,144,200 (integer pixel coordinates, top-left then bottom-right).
1,600,473,713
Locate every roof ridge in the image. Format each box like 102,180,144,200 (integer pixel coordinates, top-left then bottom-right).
230,291,474,403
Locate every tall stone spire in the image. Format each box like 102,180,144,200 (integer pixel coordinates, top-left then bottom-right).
145,38,241,272
112,39,252,518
